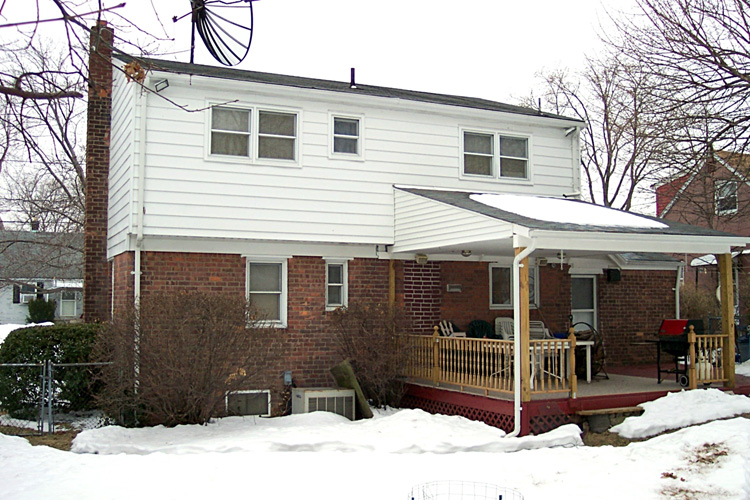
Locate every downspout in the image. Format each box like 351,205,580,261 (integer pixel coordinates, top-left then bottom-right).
675,262,684,319
132,80,148,387
134,81,148,309
506,239,537,438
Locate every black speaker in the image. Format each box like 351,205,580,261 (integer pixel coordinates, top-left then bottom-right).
606,269,621,282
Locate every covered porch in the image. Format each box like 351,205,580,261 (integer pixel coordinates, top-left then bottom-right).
392,187,750,434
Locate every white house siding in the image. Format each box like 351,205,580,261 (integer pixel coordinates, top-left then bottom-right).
0,288,27,324
393,190,511,253
108,70,136,257
108,69,579,256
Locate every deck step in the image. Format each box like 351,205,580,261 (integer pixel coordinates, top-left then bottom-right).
576,406,643,417
577,406,643,433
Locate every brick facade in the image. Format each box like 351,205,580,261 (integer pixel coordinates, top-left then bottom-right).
84,22,113,322
403,261,441,334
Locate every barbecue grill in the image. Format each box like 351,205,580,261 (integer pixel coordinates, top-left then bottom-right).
656,319,702,387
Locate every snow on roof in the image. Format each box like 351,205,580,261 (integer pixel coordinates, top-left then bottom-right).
470,194,668,229
690,249,750,267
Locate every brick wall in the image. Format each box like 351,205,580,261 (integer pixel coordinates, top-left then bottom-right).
403,261,441,334
111,252,134,314
111,252,391,407
84,22,113,322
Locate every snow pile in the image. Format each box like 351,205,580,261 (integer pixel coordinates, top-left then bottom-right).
470,193,667,228
736,359,750,377
0,322,54,345
611,389,750,438
71,408,581,455
4,396,750,499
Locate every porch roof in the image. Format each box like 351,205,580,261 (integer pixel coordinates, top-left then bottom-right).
393,187,750,258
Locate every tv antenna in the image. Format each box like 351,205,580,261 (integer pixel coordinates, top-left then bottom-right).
173,0,256,66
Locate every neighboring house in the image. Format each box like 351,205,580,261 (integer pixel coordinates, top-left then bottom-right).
655,151,750,317
85,25,748,434
0,231,83,324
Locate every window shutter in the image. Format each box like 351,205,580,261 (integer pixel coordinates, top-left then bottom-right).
12,284,20,304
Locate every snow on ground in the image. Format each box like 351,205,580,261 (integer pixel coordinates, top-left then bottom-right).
611,388,750,438
737,358,750,377
2,392,750,499
0,322,53,345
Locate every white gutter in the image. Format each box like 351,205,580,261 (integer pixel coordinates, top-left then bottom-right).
506,239,537,438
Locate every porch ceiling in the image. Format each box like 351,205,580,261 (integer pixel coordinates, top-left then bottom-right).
393,187,750,258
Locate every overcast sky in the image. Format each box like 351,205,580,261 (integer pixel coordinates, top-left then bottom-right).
106,0,636,105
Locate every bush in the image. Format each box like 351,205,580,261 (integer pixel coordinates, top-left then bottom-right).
0,323,102,419
26,298,57,323
94,292,276,427
680,283,719,321
329,302,411,408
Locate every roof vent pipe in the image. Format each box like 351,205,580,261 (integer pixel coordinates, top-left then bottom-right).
350,67,356,89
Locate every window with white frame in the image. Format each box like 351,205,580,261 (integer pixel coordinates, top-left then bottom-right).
325,260,348,309
462,130,529,179
247,260,287,325
60,290,79,317
13,283,42,304
210,106,251,157
716,180,738,215
463,132,494,176
332,116,360,156
489,264,538,308
258,111,296,160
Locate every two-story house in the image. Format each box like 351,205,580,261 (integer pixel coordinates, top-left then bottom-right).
87,25,749,434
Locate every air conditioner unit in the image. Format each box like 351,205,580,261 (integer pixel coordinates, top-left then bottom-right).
291,387,355,420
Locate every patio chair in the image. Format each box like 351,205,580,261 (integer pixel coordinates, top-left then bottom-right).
494,317,552,340
438,320,466,337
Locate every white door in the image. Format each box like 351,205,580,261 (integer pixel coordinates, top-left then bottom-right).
572,276,597,331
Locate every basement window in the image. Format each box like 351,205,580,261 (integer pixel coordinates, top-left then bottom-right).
226,390,271,416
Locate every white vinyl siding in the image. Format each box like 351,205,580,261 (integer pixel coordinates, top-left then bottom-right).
109,71,579,254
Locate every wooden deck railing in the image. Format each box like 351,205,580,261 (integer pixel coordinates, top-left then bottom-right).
688,329,728,387
403,330,577,396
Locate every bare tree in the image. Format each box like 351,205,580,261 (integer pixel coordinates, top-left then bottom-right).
528,53,677,211
1,42,85,232
611,0,750,156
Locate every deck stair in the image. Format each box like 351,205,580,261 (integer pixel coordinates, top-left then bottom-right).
576,406,644,433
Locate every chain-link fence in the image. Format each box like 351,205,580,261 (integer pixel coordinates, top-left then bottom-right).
0,361,113,436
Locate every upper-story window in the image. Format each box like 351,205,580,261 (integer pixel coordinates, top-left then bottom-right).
716,180,738,215
333,117,359,155
211,107,251,157
209,105,299,165
462,130,529,180
258,111,296,161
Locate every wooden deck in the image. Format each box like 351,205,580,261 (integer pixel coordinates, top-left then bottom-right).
402,364,750,435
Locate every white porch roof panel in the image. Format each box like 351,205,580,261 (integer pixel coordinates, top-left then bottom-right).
392,187,750,257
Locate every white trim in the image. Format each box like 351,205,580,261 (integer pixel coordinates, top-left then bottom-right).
328,112,365,160
324,258,349,310
246,258,288,328
225,389,271,417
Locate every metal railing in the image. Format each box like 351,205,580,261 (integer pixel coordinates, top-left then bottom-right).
0,361,113,435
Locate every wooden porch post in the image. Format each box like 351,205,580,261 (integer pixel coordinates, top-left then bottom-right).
517,248,531,403
717,253,736,388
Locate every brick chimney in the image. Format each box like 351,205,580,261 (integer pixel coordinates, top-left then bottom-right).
84,22,113,322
